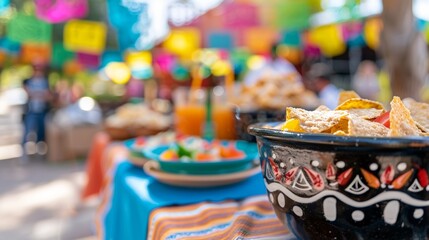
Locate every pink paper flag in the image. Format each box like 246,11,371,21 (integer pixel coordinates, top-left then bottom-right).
35,0,88,23
154,53,175,73
222,2,260,29
76,52,100,68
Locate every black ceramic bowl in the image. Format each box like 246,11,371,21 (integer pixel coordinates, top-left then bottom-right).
249,122,429,240
234,107,285,142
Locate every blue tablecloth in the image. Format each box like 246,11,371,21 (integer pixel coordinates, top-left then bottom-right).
103,161,267,240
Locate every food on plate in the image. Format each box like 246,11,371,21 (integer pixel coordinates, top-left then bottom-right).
104,103,172,139
279,92,429,137
132,132,176,150
105,103,171,130
233,72,320,109
160,137,245,162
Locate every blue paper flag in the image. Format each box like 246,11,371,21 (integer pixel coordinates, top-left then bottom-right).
280,30,301,47
0,38,20,54
100,50,123,68
107,0,155,51
116,28,141,51
106,0,142,28
208,32,234,50
0,0,9,13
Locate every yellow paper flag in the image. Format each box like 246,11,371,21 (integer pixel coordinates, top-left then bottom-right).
363,18,382,50
308,25,346,57
105,62,131,85
125,51,152,67
64,20,107,54
163,28,200,59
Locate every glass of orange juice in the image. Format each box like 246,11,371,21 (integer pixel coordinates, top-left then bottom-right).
211,86,237,140
174,87,207,137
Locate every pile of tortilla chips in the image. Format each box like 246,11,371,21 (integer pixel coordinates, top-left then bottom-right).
232,72,320,110
280,91,429,137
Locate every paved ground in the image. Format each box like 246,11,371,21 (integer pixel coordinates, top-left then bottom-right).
0,100,97,239
0,158,97,240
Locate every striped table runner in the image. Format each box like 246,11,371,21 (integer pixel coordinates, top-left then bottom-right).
147,195,295,240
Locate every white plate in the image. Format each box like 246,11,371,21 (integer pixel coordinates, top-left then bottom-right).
144,161,260,187
128,154,149,167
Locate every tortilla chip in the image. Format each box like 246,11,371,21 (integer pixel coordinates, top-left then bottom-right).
349,117,389,137
327,118,349,134
333,130,347,136
388,97,421,137
315,105,331,111
338,91,361,105
403,98,429,133
286,107,348,133
281,119,305,132
336,98,384,111
347,108,385,120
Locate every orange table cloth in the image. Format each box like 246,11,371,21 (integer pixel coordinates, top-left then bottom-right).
147,195,293,239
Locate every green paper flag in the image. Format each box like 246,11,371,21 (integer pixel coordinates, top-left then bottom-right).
275,0,311,30
7,13,52,43
51,43,75,68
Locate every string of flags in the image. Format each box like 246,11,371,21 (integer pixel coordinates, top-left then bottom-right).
0,0,416,84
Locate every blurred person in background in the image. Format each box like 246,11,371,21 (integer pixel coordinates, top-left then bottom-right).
352,61,380,101
305,63,339,109
22,61,52,159
244,43,299,86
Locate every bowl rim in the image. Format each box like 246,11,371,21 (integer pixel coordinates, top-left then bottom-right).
233,106,286,113
248,122,429,148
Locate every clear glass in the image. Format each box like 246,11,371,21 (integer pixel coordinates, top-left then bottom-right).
211,86,236,140
173,87,207,137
